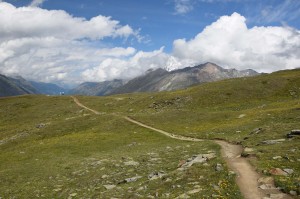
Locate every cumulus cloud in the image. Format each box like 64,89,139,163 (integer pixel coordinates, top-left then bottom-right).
0,2,138,86
29,0,46,7
0,2,299,87
81,47,183,81
173,12,300,72
174,0,194,15
0,2,134,42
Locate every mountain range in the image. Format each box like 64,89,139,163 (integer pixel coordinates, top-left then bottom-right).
0,62,258,97
0,75,66,97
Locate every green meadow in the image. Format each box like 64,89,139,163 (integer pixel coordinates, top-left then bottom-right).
1,69,300,198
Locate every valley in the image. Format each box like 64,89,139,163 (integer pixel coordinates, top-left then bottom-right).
0,69,299,198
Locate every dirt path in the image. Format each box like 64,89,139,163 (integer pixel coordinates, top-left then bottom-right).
71,96,101,115
71,96,292,199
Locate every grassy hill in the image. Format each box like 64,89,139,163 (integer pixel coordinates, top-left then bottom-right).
1,69,299,198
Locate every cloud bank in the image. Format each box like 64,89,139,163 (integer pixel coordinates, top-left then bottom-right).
0,2,299,87
173,12,300,72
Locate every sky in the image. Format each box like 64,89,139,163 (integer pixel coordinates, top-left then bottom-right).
0,0,299,87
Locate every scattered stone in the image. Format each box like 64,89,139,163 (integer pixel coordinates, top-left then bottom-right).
53,188,62,192
213,185,220,190
289,190,297,196
215,163,223,171
287,130,300,138
179,153,216,169
283,168,294,174
272,156,282,160
261,139,285,145
69,193,77,197
268,193,289,199
101,174,109,179
103,185,116,190
124,161,139,166
148,171,165,180
251,128,262,134
175,193,190,199
259,184,275,190
119,176,142,184
269,168,288,176
258,177,273,184
238,114,246,118
244,147,254,153
36,123,46,128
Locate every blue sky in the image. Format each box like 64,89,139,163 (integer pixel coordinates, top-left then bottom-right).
0,0,299,86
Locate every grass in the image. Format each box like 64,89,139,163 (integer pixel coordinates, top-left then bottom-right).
0,96,240,198
1,69,300,198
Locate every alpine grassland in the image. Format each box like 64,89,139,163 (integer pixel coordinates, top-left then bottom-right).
1,69,300,198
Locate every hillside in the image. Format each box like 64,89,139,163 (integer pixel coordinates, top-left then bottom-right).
30,81,67,95
0,74,39,97
0,69,299,198
69,79,124,96
111,62,258,94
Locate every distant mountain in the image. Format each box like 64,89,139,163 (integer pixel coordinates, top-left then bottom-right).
30,81,67,95
111,68,169,94
0,74,39,97
111,62,258,94
69,79,124,96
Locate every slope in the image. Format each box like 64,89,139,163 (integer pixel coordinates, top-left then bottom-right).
0,74,39,97
78,68,300,196
112,62,258,94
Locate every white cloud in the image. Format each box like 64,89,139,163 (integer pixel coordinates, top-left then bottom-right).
82,47,174,81
0,2,299,87
0,2,134,41
0,2,138,86
29,0,46,7
174,0,194,15
173,12,300,72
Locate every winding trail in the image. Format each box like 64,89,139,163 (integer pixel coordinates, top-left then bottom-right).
71,96,292,199
71,96,100,115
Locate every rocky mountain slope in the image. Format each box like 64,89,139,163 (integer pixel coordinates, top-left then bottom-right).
30,81,67,95
68,79,124,96
111,62,258,94
0,74,39,97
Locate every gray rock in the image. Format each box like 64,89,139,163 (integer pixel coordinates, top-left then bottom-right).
103,184,116,190
122,176,142,183
124,160,139,166
272,156,282,160
179,153,216,169
36,123,46,128
259,184,275,190
289,190,297,196
215,163,223,171
251,128,262,134
283,168,294,174
148,171,165,180
287,130,300,138
261,139,285,145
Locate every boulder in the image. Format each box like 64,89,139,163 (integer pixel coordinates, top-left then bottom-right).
261,139,285,145
148,171,165,180
119,176,142,184
283,168,294,174
103,184,116,190
179,153,216,169
215,163,223,171
269,168,288,176
287,130,300,138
